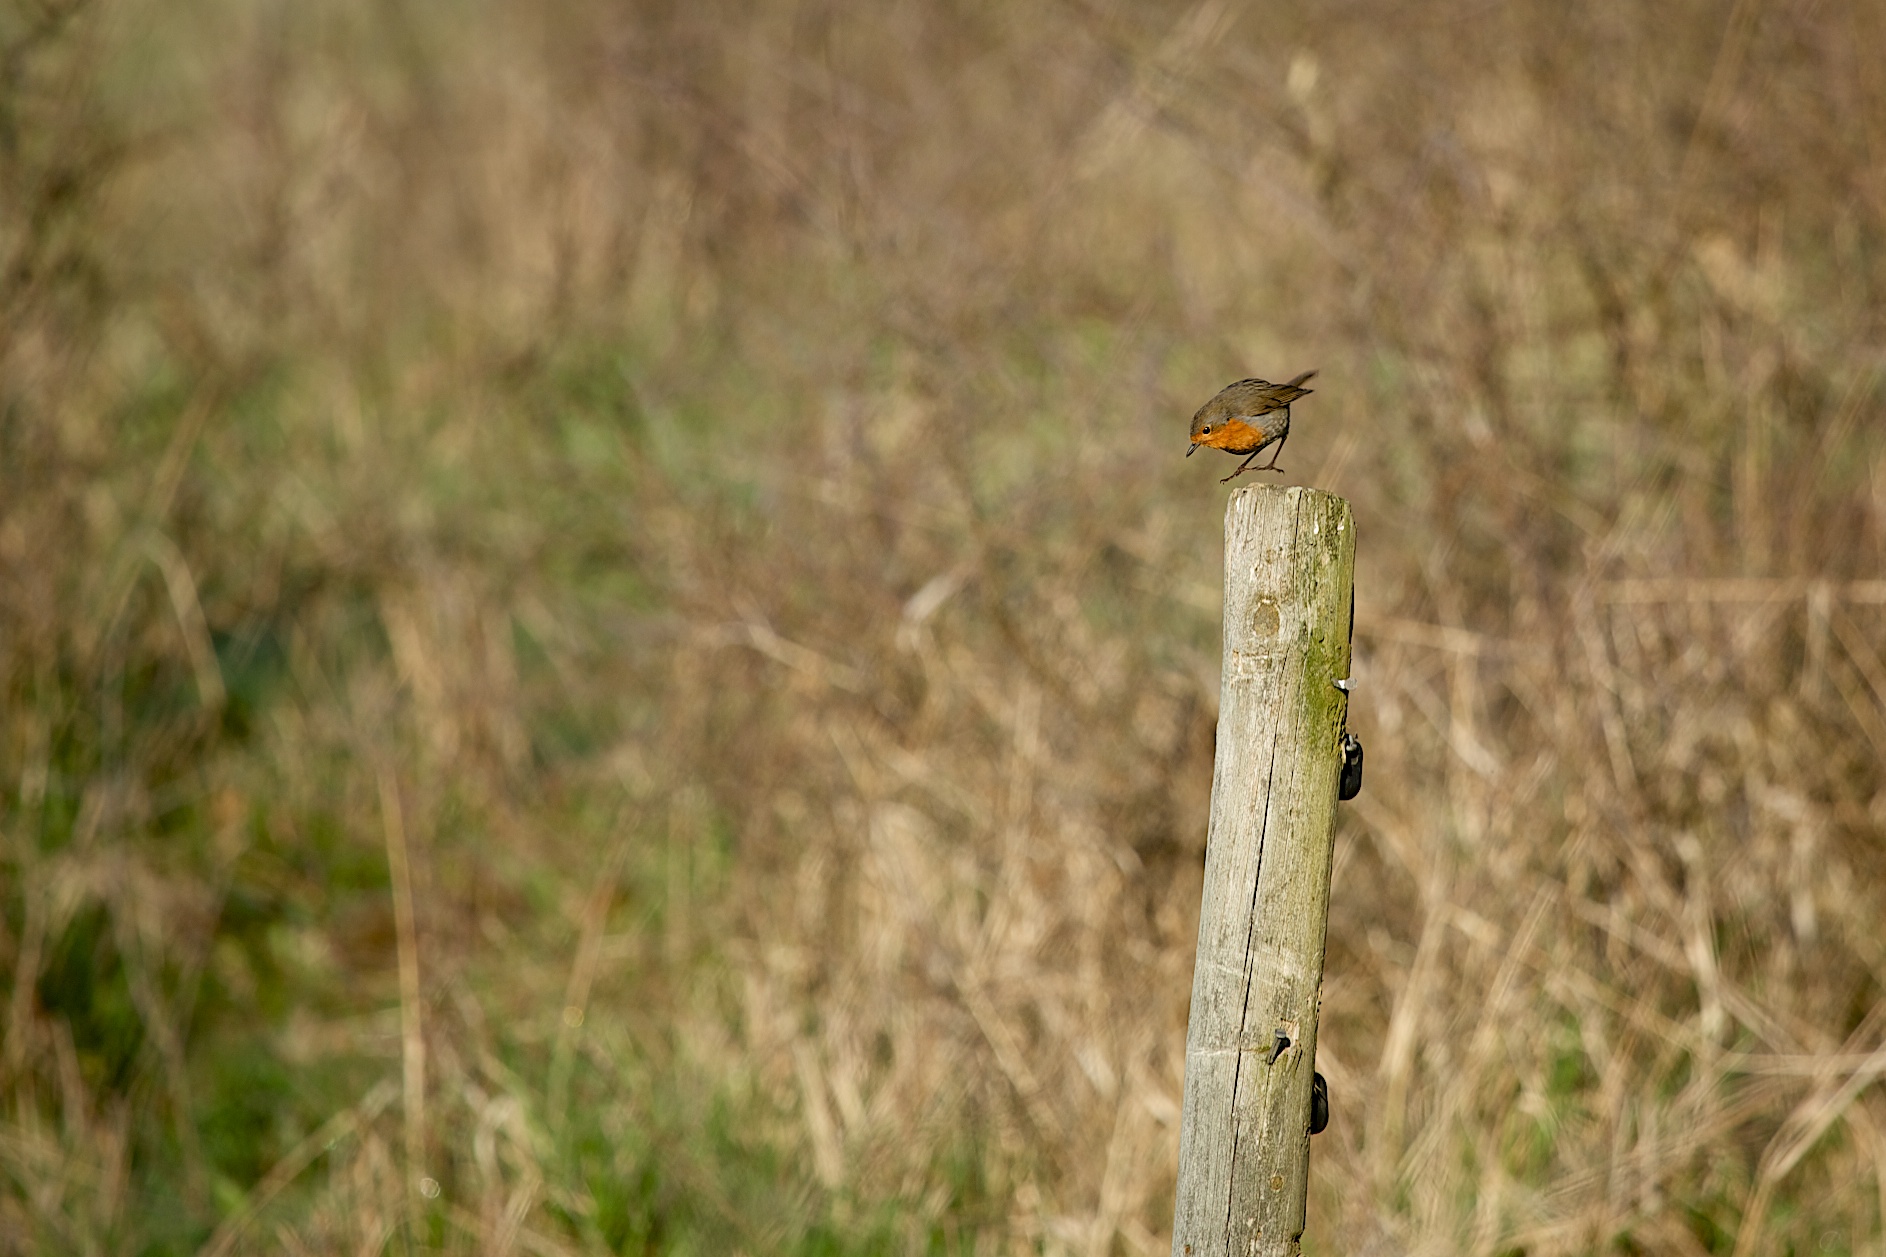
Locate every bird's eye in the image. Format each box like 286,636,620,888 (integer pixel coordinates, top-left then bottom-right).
1201,425,1212,434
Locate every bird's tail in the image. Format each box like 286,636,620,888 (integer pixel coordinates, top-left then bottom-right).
1285,369,1317,389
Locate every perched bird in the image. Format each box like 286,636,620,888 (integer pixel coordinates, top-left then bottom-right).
1186,370,1317,482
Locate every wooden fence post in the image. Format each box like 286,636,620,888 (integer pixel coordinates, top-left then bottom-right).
1171,486,1355,1257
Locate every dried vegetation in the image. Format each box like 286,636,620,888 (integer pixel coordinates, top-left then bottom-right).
3,0,1886,1253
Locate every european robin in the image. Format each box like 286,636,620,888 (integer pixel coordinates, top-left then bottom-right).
1186,370,1316,482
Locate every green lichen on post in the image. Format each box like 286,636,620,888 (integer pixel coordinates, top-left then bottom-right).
1294,489,1356,747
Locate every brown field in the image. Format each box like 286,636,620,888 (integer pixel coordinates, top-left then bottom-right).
3,0,1885,1253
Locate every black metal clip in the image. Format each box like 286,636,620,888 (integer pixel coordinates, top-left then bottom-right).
1338,732,1364,801
1311,1071,1330,1135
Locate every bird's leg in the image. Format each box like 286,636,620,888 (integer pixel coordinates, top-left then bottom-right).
1257,430,1289,473
1220,448,1263,483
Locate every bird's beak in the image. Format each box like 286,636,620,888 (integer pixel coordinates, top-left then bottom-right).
1185,443,1198,457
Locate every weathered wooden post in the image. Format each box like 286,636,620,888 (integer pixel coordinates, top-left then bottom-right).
1171,486,1355,1257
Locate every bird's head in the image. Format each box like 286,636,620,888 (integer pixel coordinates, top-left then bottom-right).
1188,397,1232,455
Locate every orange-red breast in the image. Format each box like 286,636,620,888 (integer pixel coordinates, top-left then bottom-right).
1187,370,1316,482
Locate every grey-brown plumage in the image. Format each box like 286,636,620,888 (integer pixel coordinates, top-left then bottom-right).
1186,370,1316,482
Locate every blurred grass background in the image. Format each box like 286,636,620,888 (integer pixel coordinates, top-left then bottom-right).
3,0,1886,1253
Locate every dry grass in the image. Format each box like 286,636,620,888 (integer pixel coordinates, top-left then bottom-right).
3,0,1886,1253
